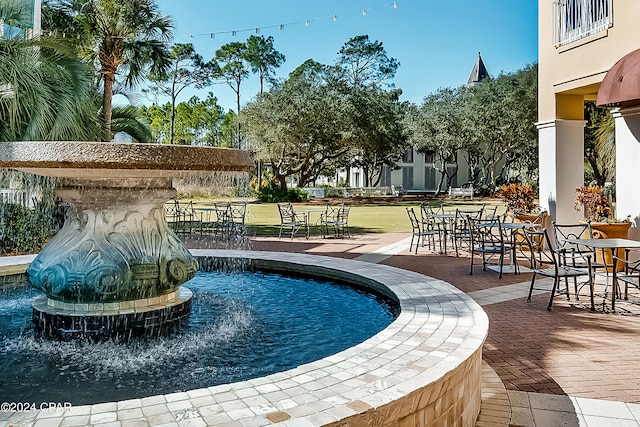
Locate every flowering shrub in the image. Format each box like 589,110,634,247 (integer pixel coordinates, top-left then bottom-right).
496,183,537,212
574,185,614,222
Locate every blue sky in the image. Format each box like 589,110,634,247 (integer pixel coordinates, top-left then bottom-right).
153,0,538,112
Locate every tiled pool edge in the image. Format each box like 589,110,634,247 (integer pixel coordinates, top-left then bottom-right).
3,250,489,427
197,250,488,426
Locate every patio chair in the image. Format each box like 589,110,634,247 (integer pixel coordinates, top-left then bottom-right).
319,204,341,238
206,203,230,236
406,207,439,253
420,202,454,253
318,204,350,238
336,205,350,238
523,227,595,311
512,210,547,265
165,200,180,232
167,200,202,234
481,205,499,220
552,222,605,301
277,203,307,239
468,216,512,279
452,207,484,257
611,248,640,303
222,202,247,237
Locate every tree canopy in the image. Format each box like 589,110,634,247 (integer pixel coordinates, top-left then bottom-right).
146,43,211,144
335,35,399,89
242,60,348,188
406,63,538,193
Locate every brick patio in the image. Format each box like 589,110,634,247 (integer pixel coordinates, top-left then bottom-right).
231,232,640,405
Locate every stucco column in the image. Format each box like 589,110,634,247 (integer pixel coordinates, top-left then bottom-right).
33,0,42,37
537,119,586,224
613,106,640,240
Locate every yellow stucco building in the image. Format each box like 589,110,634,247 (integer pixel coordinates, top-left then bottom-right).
538,0,640,235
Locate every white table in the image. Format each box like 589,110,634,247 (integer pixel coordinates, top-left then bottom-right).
570,238,640,311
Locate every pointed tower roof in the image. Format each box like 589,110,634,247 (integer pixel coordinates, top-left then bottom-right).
467,52,490,87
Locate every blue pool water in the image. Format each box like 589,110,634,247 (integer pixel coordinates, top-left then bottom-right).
0,270,397,405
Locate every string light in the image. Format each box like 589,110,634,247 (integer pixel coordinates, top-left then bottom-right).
47,3,401,42
165,2,399,41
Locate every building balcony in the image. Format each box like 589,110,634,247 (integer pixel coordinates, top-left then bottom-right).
553,0,611,46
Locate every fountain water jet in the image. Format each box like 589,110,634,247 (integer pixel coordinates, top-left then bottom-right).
0,141,254,339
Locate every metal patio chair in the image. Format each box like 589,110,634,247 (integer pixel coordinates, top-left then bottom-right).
277,203,307,239
524,227,595,311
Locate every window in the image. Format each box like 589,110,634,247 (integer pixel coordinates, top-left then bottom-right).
446,166,458,188
424,167,436,190
402,149,414,164
424,151,435,164
379,165,392,187
402,167,414,190
553,0,611,46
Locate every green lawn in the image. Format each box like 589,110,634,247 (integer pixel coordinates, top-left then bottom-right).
185,198,505,236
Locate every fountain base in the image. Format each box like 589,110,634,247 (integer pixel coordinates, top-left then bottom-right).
32,287,192,341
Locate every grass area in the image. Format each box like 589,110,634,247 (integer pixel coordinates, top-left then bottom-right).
186,197,505,237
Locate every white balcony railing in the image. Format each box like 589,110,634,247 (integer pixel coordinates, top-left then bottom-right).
553,0,611,46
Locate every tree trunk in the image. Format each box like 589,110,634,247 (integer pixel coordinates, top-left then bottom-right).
170,80,177,145
170,96,177,145
102,74,114,142
235,83,242,149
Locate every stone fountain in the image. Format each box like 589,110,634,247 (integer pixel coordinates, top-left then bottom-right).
0,141,254,339
0,141,490,426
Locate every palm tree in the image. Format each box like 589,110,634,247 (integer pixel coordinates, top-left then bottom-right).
0,1,100,141
584,101,615,186
78,0,172,141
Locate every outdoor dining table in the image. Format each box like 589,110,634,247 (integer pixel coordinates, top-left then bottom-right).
297,209,326,238
478,221,540,274
569,238,640,311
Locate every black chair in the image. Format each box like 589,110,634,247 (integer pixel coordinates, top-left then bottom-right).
406,207,439,253
318,204,350,238
420,203,454,253
277,203,307,239
552,222,605,301
610,249,640,311
225,202,247,237
166,200,202,234
512,210,547,266
165,200,180,232
468,216,512,279
452,207,484,257
481,205,499,220
524,227,595,311
336,205,350,238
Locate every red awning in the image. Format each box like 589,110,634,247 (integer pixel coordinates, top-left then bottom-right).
597,48,640,108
